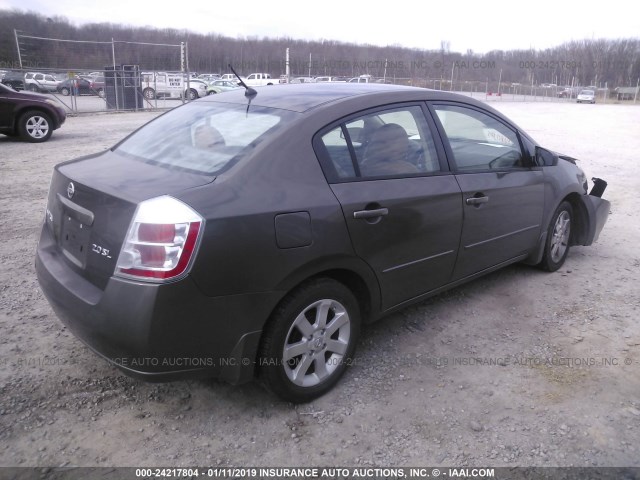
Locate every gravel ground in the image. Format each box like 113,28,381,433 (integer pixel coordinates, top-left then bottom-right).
0,100,639,469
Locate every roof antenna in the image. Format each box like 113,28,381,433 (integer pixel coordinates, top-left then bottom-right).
228,64,257,98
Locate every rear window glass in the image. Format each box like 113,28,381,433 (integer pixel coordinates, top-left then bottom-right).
114,102,298,175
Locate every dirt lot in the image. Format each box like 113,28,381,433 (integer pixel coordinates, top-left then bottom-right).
0,100,639,469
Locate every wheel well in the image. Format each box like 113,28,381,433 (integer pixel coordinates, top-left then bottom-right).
263,268,373,332
318,269,373,323
563,193,588,245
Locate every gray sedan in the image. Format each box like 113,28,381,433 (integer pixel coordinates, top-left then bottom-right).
35,84,609,402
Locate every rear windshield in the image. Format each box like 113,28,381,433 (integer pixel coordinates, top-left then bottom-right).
115,102,298,175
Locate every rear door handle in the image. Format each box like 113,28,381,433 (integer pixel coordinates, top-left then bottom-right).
465,196,489,206
353,208,389,219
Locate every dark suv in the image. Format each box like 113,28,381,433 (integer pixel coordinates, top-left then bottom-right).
1,71,25,90
0,83,66,142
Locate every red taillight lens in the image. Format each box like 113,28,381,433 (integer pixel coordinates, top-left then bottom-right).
115,196,203,282
138,223,176,243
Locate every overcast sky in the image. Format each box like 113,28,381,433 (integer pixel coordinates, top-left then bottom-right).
2,0,638,53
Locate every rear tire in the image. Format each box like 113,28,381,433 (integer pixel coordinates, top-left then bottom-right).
143,88,155,100
539,201,573,272
259,278,360,403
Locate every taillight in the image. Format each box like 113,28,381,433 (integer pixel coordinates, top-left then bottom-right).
115,196,203,282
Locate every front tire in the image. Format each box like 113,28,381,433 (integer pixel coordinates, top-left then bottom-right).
540,201,573,271
60,87,70,96
259,278,361,403
186,88,198,100
18,110,52,143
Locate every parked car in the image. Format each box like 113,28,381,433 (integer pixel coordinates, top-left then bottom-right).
141,73,208,100
89,76,105,98
206,80,242,95
25,72,61,93
57,77,93,96
220,73,245,82
185,78,209,99
557,87,582,99
290,76,316,84
245,73,276,86
0,82,66,142
349,74,373,83
577,89,596,104
35,84,610,402
315,76,346,83
198,74,221,82
1,71,26,90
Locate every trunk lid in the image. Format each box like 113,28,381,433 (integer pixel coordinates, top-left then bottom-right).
45,150,214,289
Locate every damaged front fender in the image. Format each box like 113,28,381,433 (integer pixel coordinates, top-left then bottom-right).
574,178,610,246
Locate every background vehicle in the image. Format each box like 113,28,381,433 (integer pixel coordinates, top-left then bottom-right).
35,84,609,402
577,89,596,103
25,72,61,93
245,73,275,86
0,83,66,142
349,74,373,83
1,71,26,90
220,73,245,83
206,80,242,95
315,76,347,83
89,76,105,97
186,79,209,99
198,74,221,82
57,77,93,96
557,86,582,98
141,72,208,100
290,76,315,83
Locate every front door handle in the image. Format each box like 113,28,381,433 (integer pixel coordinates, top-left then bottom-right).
353,208,389,219
465,196,489,206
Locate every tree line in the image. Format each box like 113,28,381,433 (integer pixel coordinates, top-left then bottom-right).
1,9,638,88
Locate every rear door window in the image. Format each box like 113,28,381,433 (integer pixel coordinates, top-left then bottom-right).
315,105,441,181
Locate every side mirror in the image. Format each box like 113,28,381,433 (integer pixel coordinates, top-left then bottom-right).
535,146,558,167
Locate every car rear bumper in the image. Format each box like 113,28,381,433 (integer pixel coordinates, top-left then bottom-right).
35,225,282,384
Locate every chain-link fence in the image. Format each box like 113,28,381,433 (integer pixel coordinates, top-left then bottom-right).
4,32,199,113
2,30,638,114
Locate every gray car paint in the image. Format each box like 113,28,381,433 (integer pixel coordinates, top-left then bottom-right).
35,83,609,385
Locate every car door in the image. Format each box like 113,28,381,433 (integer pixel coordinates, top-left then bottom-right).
0,86,13,130
429,103,544,280
314,104,463,311
44,75,57,91
33,73,44,90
